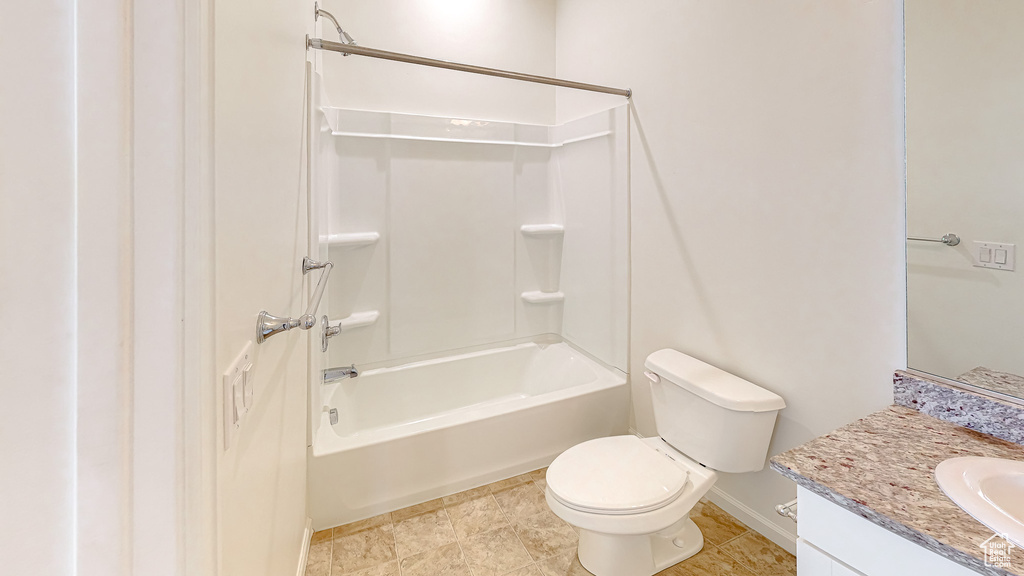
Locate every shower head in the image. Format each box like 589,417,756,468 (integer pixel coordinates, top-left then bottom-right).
338,27,356,46
315,2,357,47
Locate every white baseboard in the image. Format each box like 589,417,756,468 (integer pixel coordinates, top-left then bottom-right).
707,486,797,555
296,518,313,576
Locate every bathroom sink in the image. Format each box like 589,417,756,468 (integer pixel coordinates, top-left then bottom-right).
934,456,1024,547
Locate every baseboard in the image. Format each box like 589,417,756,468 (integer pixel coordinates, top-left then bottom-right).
296,518,313,576
707,486,797,555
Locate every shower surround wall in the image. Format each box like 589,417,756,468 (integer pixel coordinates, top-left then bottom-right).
320,106,629,373
305,104,630,526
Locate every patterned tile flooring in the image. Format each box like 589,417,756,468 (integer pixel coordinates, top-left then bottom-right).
306,468,796,576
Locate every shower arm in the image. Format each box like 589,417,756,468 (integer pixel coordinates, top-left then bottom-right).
314,2,356,50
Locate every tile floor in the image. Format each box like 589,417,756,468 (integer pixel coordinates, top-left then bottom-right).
306,468,796,576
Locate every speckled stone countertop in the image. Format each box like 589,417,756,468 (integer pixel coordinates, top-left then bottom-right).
771,405,1024,576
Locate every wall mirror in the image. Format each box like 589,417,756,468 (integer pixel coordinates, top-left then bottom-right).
906,0,1024,400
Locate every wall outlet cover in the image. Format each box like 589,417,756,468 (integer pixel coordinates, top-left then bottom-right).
973,241,1015,271
222,341,254,450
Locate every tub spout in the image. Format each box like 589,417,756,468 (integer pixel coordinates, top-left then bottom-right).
324,364,358,383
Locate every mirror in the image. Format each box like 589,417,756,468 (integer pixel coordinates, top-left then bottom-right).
906,0,1024,400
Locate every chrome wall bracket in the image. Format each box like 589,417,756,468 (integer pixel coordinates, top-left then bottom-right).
775,499,798,522
256,257,334,344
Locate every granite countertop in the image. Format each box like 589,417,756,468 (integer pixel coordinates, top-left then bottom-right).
770,405,1024,576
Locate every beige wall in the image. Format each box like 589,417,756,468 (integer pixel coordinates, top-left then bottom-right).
555,0,907,548
3,1,202,573
214,0,314,574
319,0,556,124
0,2,76,573
906,0,1024,380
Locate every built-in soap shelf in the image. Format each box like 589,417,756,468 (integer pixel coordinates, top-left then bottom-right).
520,224,564,237
330,310,380,332
323,232,380,248
521,226,563,305
521,291,564,304
330,130,611,149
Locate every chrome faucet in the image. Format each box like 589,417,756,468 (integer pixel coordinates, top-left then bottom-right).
324,364,358,383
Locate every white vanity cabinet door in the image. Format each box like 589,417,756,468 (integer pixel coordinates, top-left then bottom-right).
831,563,864,576
797,539,836,575
797,538,866,576
796,487,981,576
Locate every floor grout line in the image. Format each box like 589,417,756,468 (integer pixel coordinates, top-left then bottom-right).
715,542,759,576
448,491,513,576
494,488,543,565
443,506,474,576
392,515,402,576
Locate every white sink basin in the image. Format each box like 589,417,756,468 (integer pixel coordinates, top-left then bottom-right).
935,456,1024,547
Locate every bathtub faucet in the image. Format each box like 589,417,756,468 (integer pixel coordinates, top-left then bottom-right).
324,364,358,383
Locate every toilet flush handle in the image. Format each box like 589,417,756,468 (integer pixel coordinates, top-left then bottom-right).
643,370,661,383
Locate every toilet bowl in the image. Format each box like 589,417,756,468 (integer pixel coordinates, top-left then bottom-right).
544,349,786,576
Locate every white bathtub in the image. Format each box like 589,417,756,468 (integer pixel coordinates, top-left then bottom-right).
308,340,629,529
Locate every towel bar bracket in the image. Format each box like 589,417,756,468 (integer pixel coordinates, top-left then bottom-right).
256,257,334,344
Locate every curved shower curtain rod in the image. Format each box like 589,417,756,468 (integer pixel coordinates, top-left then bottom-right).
308,8,631,99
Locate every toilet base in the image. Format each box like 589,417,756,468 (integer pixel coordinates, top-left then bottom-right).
576,517,704,576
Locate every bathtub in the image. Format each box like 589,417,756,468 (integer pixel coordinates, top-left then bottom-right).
308,339,629,529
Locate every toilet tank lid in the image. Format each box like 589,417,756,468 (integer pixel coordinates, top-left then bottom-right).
644,349,786,413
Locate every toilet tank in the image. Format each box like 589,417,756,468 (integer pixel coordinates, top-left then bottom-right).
644,349,786,473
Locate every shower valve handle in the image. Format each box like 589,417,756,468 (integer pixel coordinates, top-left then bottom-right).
321,315,342,353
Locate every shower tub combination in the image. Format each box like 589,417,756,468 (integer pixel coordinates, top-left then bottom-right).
308,339,629,529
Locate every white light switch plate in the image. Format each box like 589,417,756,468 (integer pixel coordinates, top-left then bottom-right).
223,341,254,450
973,241,1015,271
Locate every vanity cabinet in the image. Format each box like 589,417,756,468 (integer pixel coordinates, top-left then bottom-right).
796,488,982,576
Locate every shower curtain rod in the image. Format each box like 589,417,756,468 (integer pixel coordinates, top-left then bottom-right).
307,37,632,99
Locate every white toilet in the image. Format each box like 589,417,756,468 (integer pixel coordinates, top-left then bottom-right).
544,349,786,576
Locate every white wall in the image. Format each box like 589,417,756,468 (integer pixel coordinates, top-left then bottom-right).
214,0,314,574
2,1,208,574
906,0,1024,381
555,0,907,546
320,0,556,124
0,2,76,573
320,106,629,372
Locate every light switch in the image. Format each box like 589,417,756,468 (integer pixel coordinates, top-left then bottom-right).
973,241,1015,271
242,366,254,410
223,341,254,450
233,378,246,420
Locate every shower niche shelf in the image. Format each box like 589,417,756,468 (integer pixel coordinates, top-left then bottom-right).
520,224,565,237
521,291,564,304
323,232,380,248
330,310,380,332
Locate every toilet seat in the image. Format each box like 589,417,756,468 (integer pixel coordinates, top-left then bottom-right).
547,435,691,515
